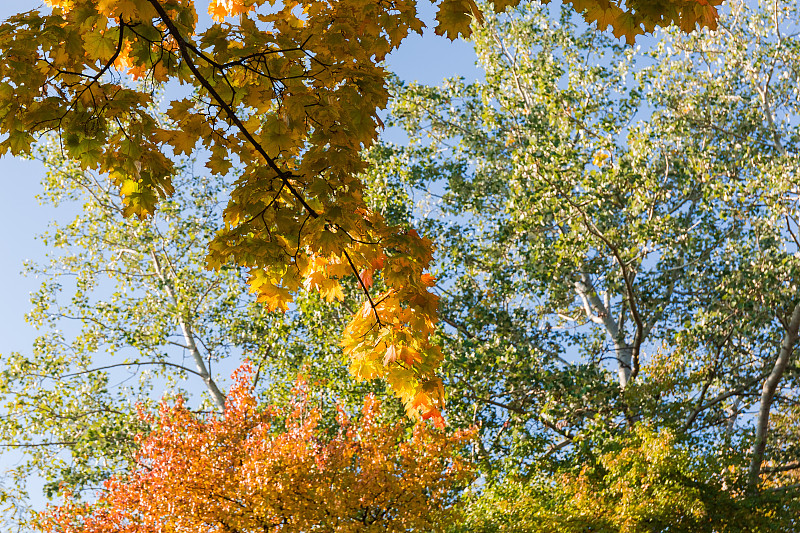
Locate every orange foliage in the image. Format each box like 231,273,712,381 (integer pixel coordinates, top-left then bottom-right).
36,364,475,533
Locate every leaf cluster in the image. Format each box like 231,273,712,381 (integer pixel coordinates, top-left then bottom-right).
35,364,475,533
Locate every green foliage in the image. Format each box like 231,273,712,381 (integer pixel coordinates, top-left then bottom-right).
458,427,790,532
365,0,800,520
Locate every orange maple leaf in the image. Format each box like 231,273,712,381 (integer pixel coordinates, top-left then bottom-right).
359,268,374,289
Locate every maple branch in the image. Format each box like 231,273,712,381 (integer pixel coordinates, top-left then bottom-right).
343,249,383,327
335,224,382,246
41,19,128,139
147,1,386,332
86,22,126,85
145,0,319,219
220,36,317,72
243,182,286,226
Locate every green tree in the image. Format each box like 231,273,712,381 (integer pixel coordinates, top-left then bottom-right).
457,427,781,532
366,0,800,526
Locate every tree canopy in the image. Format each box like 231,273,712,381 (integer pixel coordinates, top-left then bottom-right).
369,0,800,526
0,139,396,507
35,364,474,533
4,0,800,531
0,0,722,422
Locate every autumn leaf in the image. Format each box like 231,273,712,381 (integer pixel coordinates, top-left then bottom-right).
584,1,624,33
359,268,374,289
82,28,119,62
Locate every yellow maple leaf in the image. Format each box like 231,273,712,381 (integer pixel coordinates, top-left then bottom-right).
611,13,643,44
255,283,292,312
318,279,345,302
96,0,141,19
491,0,522,12
398,345,422,366
208,0,254,23
44,0,75,12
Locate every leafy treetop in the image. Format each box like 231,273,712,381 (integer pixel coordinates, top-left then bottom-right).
35,363,475,533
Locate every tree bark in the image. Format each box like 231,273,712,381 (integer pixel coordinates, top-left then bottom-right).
574,273,632,388
747,301,800,491
151,251,226,410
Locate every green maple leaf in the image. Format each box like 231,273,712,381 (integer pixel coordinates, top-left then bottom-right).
434,0,484,40
612,13,644,43
5,130,34,156
317,227,343,256
83,28,119,62
206,144,233,175
584,2,624,32
492,0,522,12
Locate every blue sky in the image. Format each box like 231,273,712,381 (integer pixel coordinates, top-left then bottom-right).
0,1,482,360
